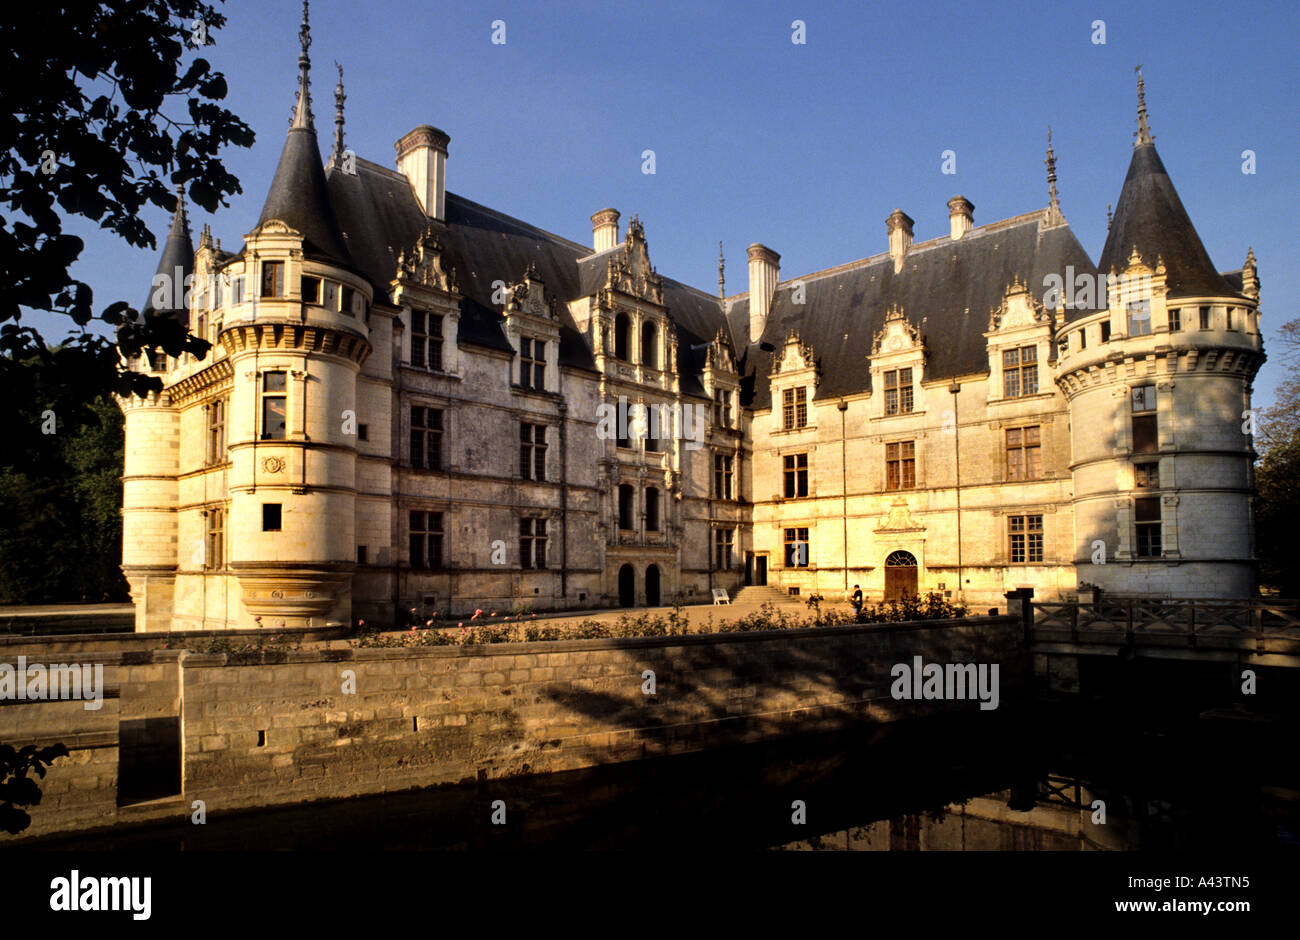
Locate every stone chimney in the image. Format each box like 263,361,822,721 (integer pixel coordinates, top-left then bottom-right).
947,196,974,241
592,208,620,253
747,243,780,343
395,125,450,221
887,209,914,273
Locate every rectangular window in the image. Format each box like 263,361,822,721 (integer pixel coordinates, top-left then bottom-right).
714,528,734,570
519,337,546,390
357,545,367,565
411,311,444,371
1079,328,1087,350
358,423,369,442
341,286,355,317
783,453,809,498
205,398,226,465
714,389,732,428
519,517,547,569
1002,346,1039,398
301,275,321,305
205,507,224,569
409,511,444,569
784,527,810,568
1168,308,1181,332
262,503,281,532
1135,497,1162,557
782,387,808,430
323,280,339,312
519,423,547,481
1226,306,1237,330
1130,383,1158,455
410,406,443,470
1134,462,1159,488
260,372,287,440
261,261,284,298
1005,426,1042,482
1100,321,1111,343
1126,299,1151,336
714,454,734,500
1008,514,1043,564
1199,306,1211,330
1131,385,1157,412
884,368,914,415
885,440,915,491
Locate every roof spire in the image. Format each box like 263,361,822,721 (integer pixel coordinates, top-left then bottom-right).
292,1,313,130
1106,203,1113,230
1044,126,1063,226
168,183,190,241
332,60,345,159
718,241,725,299
1135,65,1153,146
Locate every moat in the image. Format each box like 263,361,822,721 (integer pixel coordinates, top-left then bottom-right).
24,697,1299,852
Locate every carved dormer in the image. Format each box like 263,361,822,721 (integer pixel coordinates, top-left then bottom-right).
503,261,561,394
770,329,819,432
869,305,926,420
872,304,922,355
603,215,664,305
393,224,458,297
702,326,740,432
984,277,1055,404
987,275,1048,333
770,329,819,381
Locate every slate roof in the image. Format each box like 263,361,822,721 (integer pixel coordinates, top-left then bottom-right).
142,190,194,322
728,212,1102,411
1098,142,1243,300
326,156,735,389
257,125,355,269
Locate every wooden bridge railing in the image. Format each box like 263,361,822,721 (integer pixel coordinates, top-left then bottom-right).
1030,597,1300,655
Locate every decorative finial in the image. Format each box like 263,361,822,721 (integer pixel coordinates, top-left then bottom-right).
1106,203,1113,230
333,61,346,158
291,1,314,130
169,184,190,239
1135,65,1152,146
718,241,725,300
1044,126,1063,225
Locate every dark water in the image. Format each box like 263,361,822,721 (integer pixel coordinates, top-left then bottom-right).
24,692,1300,852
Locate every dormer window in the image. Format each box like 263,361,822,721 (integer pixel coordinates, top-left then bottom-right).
1126,299,1151,336
1002,346,1038,398
884,368,913,415
782,387,808,430
519,337,546,390
411,312,443,370
260,261,284,298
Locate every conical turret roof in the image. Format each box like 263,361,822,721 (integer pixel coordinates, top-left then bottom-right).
254,1,353,268
1099,75,1237,299
142,188,194,320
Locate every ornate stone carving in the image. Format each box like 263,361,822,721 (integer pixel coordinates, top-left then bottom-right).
504,262,558,319
601,215,664,305
872,305,921,354
770,329,818,379
394,223,457,293
262,456,286,473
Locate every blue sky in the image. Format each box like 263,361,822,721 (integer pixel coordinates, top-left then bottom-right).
45,0,1300,408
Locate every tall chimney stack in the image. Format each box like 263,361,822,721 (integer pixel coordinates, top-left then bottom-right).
591,208,620,253
395,125,450,221
887,209,914,273
747,243,780,343
947,196,974,240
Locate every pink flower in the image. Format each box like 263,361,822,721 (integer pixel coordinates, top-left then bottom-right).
458,622,463,627
357,619,365,627
425,620,433,627
472,609,483,620
489,611,497,617
531,613,537,618
410,625,416,633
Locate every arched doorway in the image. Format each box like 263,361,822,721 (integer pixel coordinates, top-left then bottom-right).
645,564,661,606
884,550,918,602
618,563,635,608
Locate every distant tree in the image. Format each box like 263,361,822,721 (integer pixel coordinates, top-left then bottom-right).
0,350,128,604
0,0,254,402
1254,318,1300,596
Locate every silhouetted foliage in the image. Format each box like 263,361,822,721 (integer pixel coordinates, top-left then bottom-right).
0,743,69,834
1256,317,1300,595
0,1,253,400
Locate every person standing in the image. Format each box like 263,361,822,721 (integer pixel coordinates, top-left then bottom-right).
851,584,863,615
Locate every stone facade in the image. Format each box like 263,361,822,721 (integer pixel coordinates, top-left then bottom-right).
118,15,1263,630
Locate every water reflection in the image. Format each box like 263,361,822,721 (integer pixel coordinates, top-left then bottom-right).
23,702,1300,851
